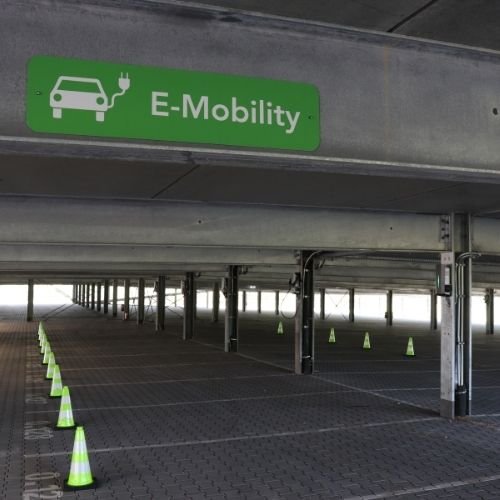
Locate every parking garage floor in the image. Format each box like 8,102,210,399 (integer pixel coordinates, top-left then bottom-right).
4,304,500,499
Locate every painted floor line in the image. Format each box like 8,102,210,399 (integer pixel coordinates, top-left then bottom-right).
68,372,295,388
344,472,500,499
312,374,435,413
25,388,381,414
24,416,439,459
61,359,243,372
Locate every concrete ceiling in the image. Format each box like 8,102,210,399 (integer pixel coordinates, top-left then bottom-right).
190,0,500,52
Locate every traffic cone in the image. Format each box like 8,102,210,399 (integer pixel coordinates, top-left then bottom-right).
363,332,371,350
49,365,63,397
39,332,46,349
64,426,95,490
277,321,284,335
45,352,56,379
38,322,45,339
405,337,415,357
328,328,336,344
42,344,51,364
56,386,76,429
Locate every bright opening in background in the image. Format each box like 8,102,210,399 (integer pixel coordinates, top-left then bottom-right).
0,285,73,305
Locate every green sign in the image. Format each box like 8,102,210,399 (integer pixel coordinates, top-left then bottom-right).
27,56,320,151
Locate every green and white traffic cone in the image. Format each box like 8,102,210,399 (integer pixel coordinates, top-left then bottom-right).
277,321,284,335
405,337,415,357
49,364,63,398
45,352,56,379
42,344,51,364
363,332,371,350
56,386,76,429
64,426,95,490
328,328,336,344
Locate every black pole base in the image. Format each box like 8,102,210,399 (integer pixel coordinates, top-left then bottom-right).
455,385,467,417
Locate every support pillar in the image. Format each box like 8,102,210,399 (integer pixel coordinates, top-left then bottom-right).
103,280,109,314
386,290,393,326
72,284,77,304
76,284,80,305
257,291,262,314
295,251,315,374
183,272,195,340
27,279,34,322
242,290,247,312
225,265,239,352
440,213,474,418
96,282,102,312
137,278,145,325
319,288,326,320
212,281,220,323
430,288,438,330
486,288,494,335
85,283,90,308
275,290,279,316
91,283,96,310
193,284,197,320
156,275,165,331
112,280,118,317
348,288,355,322
123,279,130,320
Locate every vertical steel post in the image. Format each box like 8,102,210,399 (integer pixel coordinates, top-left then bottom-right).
183,272,195,340
386,290,393,326
72,284,77,303
137,278,145,325
225,265,239,352
295,251,315,374
486,288,494,335
348,288,355,322
242,290,247,312
212,281,220,323
85,283,90,308
156,275,165,331
27,279,34,322
123,279,130,320
430,288,438,330
103,280,109,314
112,280,118,317
275,290,279,316
319,288,326,320
96,282,102,312
257,290,262,314
91,283,96,310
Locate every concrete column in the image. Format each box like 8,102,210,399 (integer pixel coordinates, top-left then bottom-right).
27,279,34,322
78,284,83,305
348,288,355,322
103,280,109,314
156,275,165,331
72,284,77,303
123,279,130,320
242,290,247,312
193,284,197,320
76,284,80,305
275,290,280,315
225,265,239,352
212,281,220,323
91,283,96,310
183,272,195,340
257,291,262,314
430,288,438,330
486,288,495,335
137,278,145,325
319,288,326,320
85,283,90,308
112,280,118,317
386,290,393,326
440,213,474,418
295,251,315,374
96,282,102,312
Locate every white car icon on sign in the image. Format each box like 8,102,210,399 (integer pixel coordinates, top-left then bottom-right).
50,76,109,122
